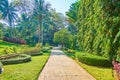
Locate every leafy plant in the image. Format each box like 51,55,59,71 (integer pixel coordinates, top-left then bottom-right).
67,49,76,54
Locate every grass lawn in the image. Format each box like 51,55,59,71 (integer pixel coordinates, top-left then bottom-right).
0,52,50,80
64,50,115,80
77,61,114,80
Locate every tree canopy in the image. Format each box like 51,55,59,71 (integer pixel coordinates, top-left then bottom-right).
66,0,120,59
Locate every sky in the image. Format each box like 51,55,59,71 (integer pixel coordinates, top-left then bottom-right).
46,0,77,15
9,0,77,15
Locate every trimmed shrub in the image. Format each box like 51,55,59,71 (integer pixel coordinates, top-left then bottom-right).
42,47,51,52
1,54,16,59
0,54,18,60
77,53,111,67
27,52,43,56
64,51,76,59
22,47,42,56
67,49,76,54
0,54,31,65
21,43,43,56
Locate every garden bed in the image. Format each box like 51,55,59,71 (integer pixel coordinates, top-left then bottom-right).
0,52,50,80
0,54,31,65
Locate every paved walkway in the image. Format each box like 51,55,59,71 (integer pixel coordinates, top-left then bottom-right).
38,47,96,80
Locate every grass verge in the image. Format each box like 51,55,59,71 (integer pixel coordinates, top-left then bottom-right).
76,60,114,80
0,52,50,80
64,50,115,80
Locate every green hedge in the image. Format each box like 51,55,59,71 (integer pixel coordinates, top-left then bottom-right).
0,54,31,65
0,54,18,60
42,47,50,52
77,53,111,67
26,52,43,56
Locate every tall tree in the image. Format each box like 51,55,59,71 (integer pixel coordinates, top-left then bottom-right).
34,0,51,44
0,0,18,37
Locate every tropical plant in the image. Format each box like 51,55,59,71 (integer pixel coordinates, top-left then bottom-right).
0,0,18,37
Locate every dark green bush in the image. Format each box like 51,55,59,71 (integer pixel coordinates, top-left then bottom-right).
0,54,31,65
42,47,50,52
77,53,111,67
27,52,43,56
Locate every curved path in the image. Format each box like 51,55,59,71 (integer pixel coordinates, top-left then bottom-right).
38,47,96,80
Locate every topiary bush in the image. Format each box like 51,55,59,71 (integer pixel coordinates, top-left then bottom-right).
76,53,111,67
0,54,31,65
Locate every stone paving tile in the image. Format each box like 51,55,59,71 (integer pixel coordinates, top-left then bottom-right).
38,47,96,80
67,75,90,80
40,75,68,80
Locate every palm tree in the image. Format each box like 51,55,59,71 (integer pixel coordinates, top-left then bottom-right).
0,0,18,37
34,0,50,44
0,0,7,10
0,0,7,17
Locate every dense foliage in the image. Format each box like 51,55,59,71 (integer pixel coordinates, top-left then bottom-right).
54,29,75,48
67,0,120,59
0,0,66,45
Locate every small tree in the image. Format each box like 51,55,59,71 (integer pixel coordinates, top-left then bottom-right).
54,29,73,48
